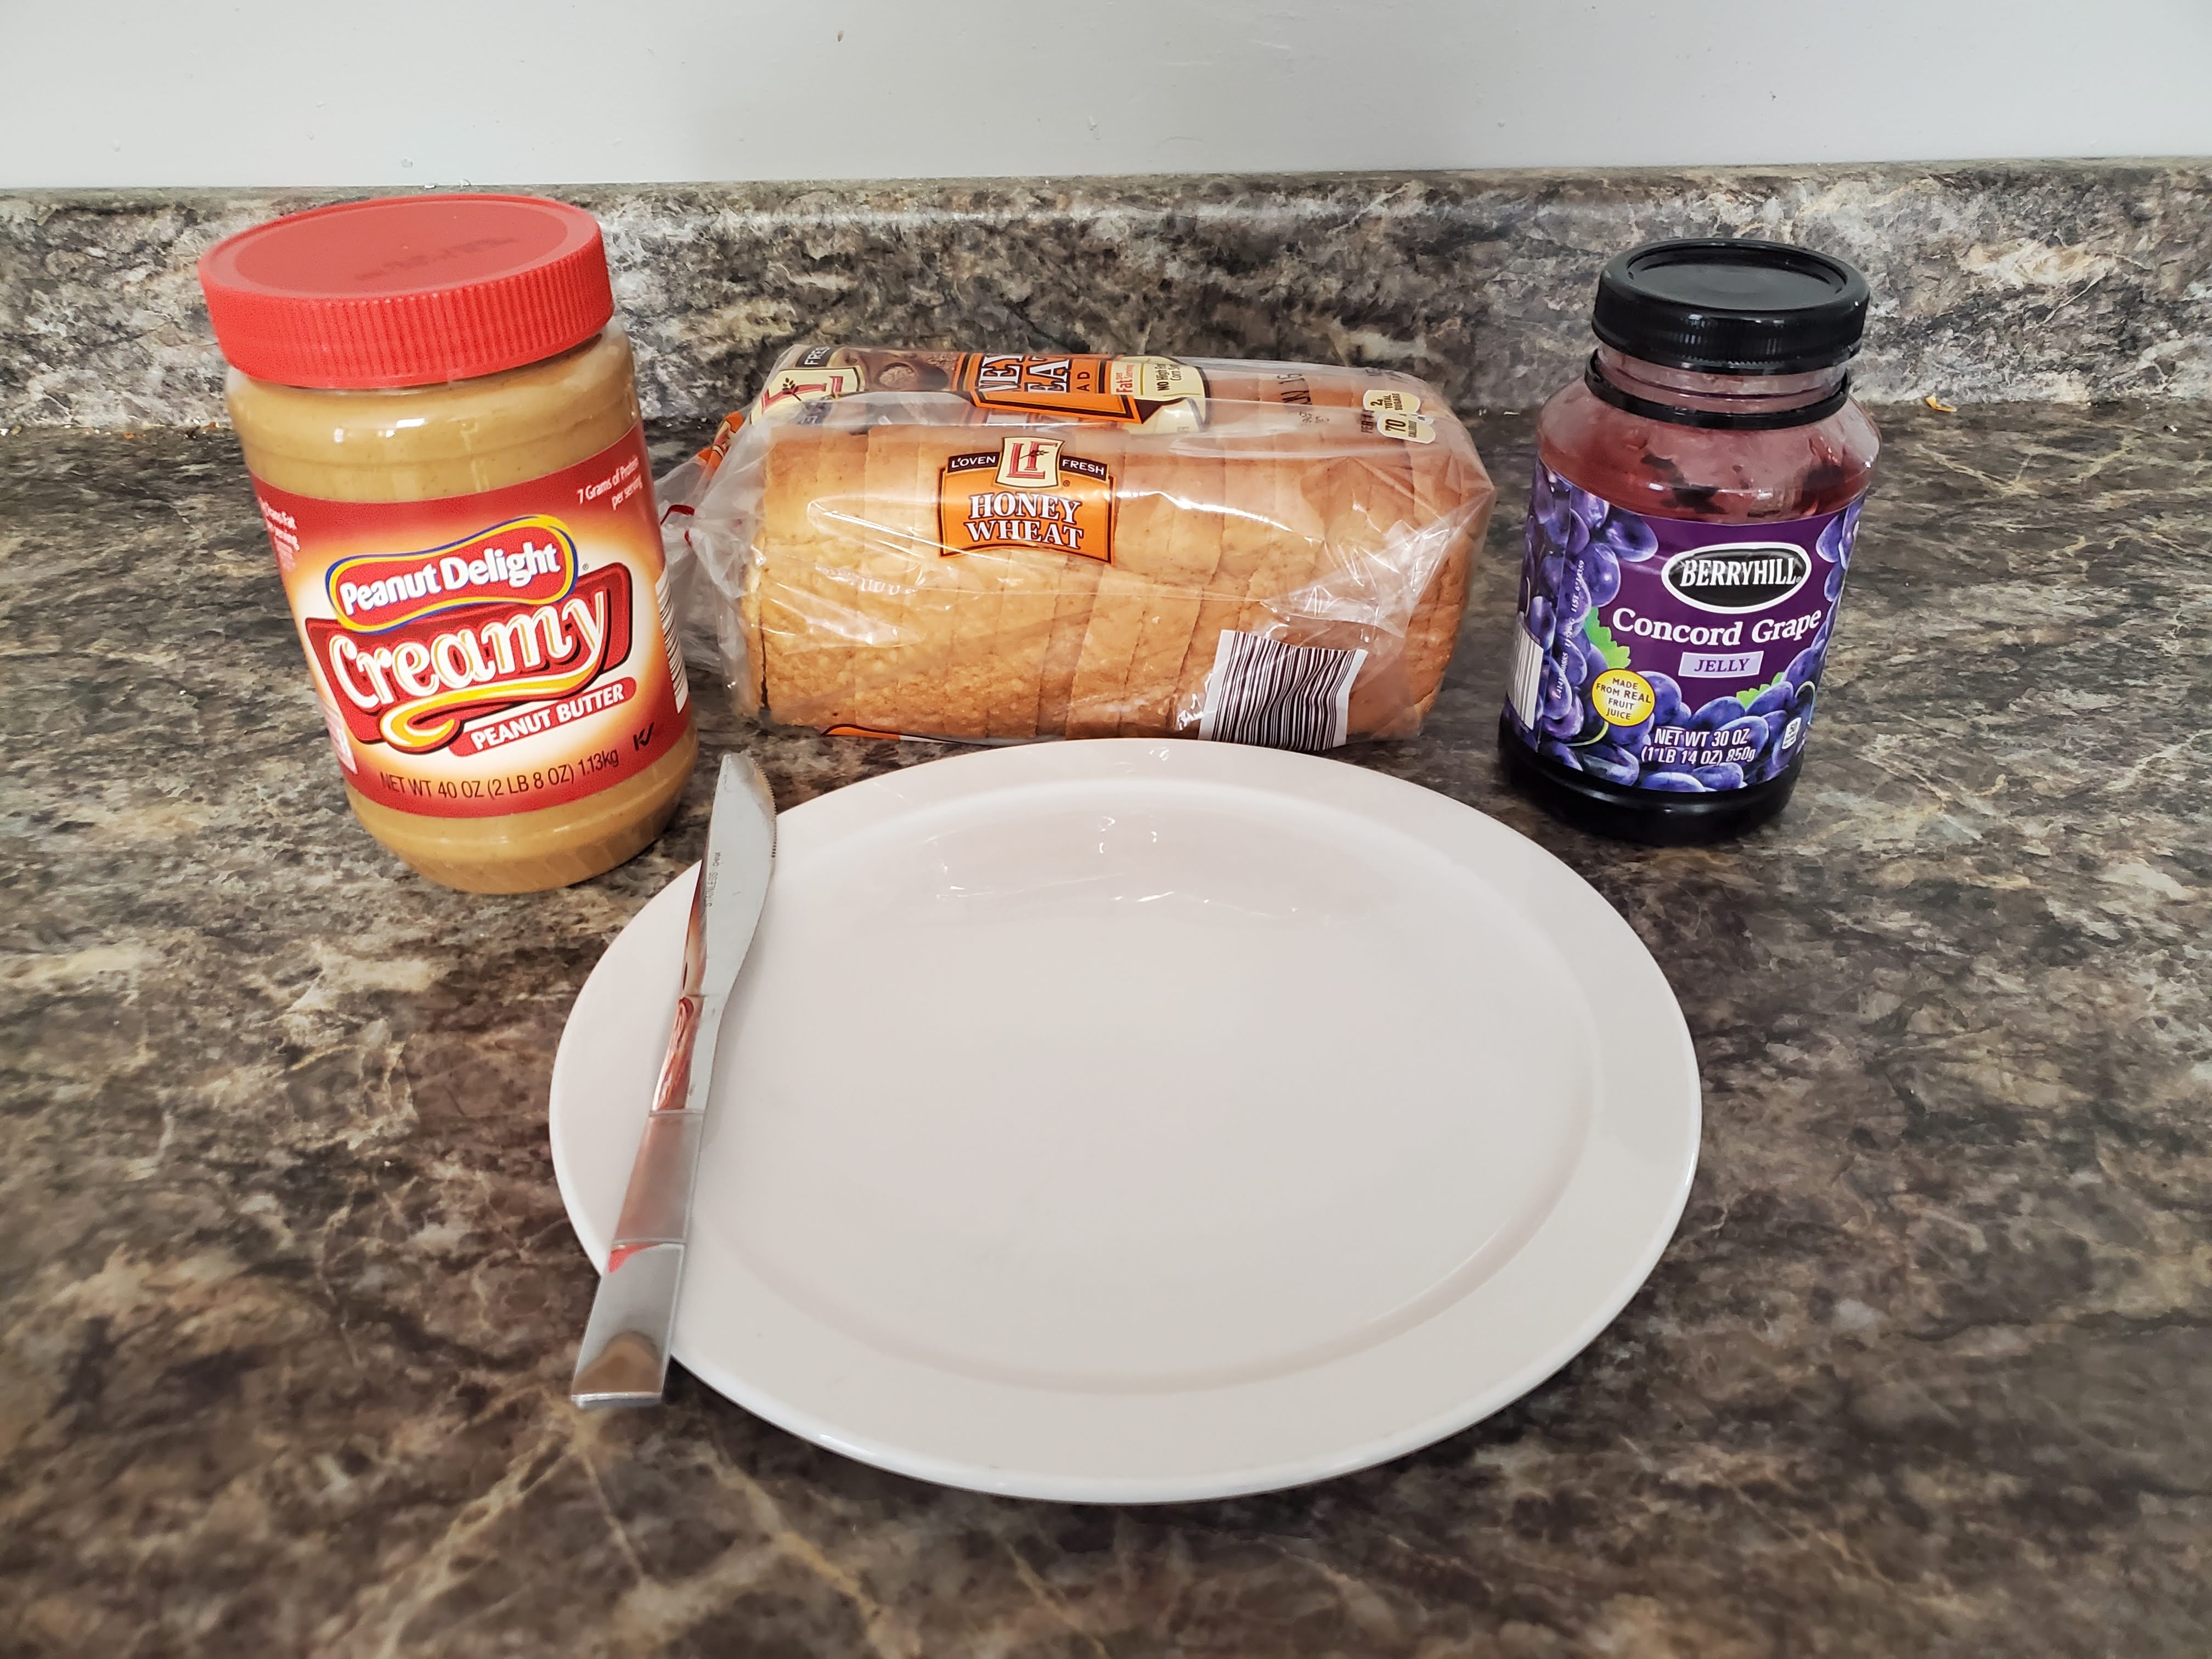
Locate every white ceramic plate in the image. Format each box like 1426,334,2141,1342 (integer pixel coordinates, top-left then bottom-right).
550,740,1699,1502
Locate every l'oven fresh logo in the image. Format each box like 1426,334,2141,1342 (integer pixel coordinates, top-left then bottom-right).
996,436,1062,488
325,515,577,633
1661,542,1813,614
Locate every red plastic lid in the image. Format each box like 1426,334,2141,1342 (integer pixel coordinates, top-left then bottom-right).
198,194,615,390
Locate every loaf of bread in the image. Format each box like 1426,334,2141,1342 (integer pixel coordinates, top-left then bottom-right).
678,350,1494,748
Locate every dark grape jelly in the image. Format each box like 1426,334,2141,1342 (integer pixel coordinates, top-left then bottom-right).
1499,238,1879,844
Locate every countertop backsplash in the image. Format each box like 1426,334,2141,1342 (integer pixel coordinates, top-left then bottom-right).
5,159,2209,430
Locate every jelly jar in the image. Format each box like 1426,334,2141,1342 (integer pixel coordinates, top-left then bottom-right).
1499,238,1879,844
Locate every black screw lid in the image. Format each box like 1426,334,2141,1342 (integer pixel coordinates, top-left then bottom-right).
1592,238,1869,375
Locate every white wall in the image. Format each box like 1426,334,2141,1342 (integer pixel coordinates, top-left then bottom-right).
4,0,2208,188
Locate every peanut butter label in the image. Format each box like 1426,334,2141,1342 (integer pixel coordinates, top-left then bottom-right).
324,515,576,631
936,440,1115,562
253,425,691,819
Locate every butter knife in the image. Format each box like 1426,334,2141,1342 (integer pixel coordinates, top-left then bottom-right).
569,752,777,1408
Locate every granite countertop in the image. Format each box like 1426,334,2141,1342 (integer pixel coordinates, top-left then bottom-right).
3,401,2208,1657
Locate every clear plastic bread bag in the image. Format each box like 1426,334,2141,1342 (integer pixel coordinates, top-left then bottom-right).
660,347,1494,749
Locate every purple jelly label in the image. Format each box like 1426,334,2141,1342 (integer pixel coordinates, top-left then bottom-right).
1503,461,1864,794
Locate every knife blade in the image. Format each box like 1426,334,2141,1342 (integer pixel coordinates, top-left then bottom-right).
569,752,777,1408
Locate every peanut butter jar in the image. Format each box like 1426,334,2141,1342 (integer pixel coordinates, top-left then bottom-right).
200,194,697,893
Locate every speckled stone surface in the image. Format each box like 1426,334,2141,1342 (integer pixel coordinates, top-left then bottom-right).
4,401,2210,1656
5,161,2210,431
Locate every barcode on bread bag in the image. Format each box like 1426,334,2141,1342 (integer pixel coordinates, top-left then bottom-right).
1509,622,1544,729
1198,631,1368,752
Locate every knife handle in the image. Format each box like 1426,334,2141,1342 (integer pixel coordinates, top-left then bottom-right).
570,986,726,1408
569,1242,685,1407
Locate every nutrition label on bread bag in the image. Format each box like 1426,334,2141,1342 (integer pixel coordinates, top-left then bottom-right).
252,426,691,817
1504,462,1862,794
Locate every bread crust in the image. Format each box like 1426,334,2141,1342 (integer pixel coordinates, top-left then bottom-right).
756,425,833,726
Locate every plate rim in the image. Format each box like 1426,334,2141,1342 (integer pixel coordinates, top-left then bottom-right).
550,740,1700,1503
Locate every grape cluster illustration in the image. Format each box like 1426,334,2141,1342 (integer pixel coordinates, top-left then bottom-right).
1515,466,1861,792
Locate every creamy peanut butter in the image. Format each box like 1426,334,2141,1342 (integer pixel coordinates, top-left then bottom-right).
201,196,697,894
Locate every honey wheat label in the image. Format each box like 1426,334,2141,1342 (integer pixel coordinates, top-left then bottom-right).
936,438,1117,562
